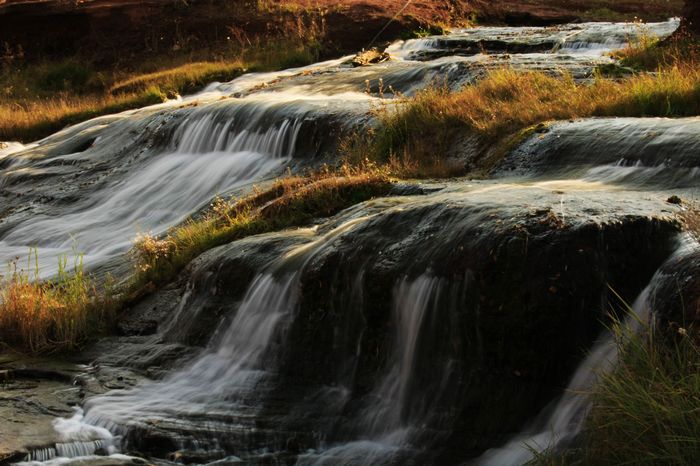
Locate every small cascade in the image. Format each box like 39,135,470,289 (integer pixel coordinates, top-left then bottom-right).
495,117,700,188
173,114,301,157
0,101,306,277
82,272,301,447
17,409,117,465
75,214,375,456
0,141,28,158
299,275,454,465
386,20,678,61
558,19,680,54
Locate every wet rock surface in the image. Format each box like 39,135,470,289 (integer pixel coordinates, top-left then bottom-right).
494,118,700,186
651,249,700,338
0,357,87,461
61,181,680,463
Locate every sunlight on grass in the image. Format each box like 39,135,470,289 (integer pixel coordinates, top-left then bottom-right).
0,250,115,354
372,61,700,175
131,163,392,293
582,314,700,465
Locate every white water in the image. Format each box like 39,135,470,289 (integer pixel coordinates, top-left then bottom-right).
0,141,29,158
0,116,298,277
44,214,374,458
387,19,679,60
82,272,301,435
14,408,119,466
299,275,444,465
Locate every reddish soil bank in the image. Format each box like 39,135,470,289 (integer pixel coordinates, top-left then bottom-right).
0,0,683,65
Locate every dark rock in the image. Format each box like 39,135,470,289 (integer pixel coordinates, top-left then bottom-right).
117,319,159,336
113,181,678,462
667,195,682,205
651,250,700,338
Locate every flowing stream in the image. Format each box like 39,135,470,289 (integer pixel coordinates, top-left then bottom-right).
5,18,699,466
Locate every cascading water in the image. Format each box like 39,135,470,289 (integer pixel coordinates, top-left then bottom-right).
298,275,447,465
7,19,698,466
477,237,697,465
0,111,302,277
48,215,376,461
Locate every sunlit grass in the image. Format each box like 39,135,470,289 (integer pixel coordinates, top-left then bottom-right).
581,314,700,465
613,24,699,71
0,87,168,142
371,61,700,175
1,35,322,143
131,163,392,292
0,251,115,354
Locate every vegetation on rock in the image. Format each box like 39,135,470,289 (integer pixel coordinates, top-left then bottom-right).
0,251,115,353
364,51,699,176
131,164,392,295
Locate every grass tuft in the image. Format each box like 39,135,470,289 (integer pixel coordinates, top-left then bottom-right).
369,62,700,175
0,250,115,354
581,314,700,465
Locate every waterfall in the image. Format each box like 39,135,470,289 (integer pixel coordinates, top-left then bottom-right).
64,214,375,457
7,18,694,465
0,110,301,278
82,272,301,438
298,274,451,465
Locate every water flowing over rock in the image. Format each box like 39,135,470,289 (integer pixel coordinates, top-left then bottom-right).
3,19,698,466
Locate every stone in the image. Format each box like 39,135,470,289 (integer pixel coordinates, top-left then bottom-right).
351,48,391,67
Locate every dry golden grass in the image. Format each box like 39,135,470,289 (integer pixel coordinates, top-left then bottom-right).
0,252,114,354
0,87,167,142
374,62,700,174
613,24,700,70
1,29,323,143
109,61,246,96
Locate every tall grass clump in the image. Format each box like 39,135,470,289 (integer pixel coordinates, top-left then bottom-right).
581,316,700,465
132,164,392,290
0,250,115,354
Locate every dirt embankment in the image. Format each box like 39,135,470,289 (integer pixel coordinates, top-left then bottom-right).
0,0,683,65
